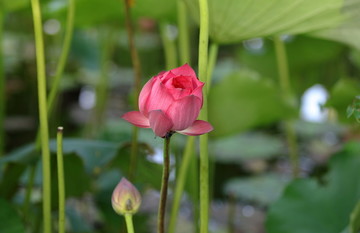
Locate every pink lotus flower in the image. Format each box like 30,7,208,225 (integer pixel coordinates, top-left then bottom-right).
122,64,213,137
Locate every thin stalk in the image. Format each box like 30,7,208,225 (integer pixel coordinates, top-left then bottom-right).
177,0,191,65
24,0,75,221
168,136,195,233
22,164,37,218
124,214,135,233
123,0,142,182
0,9,4,158
198,0,210,232
30,0,52,232
128,126,138,180
158,136,171,233
47,0,75,116
57,127,65,233
90,29,115,136
160,23,178,70
273,36,299,177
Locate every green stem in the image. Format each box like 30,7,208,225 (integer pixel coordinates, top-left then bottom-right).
56,127,66,233
30,0,52,232
273,36,299,178
47,0,75,117
158,136,171,233
168,136,195,233
160,23,178,69
177,0,191,65
24,0,74,222
124,214,135,233
0,9,4,158
198,0,210,231
89,29,115,136
123,0,142,182
128,126,138,180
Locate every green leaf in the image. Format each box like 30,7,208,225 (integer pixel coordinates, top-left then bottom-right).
326,79,360,122
185,0,345,44
46,0,176,27
211,133,284,162
224,174,289,205
266,142,360,233
50,154,90,205
2,0,29,12
0,198,25,233
350,201,360,233
310,0,360,50
208,70,295,138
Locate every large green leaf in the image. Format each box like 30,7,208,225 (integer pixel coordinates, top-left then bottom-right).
350,201,360,233
185,0,346,44
208,71,295,138
310,0,360,50
46,0,177,27
266,142,360,233
0,198,25,233
211,132,284,162
224,174,289,205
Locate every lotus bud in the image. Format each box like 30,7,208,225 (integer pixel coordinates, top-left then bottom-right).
111,178,141,215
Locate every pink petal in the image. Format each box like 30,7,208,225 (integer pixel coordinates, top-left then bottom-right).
178,120,213,136
191,84,204,104
146,80,174,113
139,77,157,116
122,111,150,128
148,110,173,137
167,95,202,131
170,64,197,77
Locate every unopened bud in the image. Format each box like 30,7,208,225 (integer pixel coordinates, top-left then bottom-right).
111,178,141,215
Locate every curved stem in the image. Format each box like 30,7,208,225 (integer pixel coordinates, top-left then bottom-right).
273,36,299,177
57,127,66,233
124,214,135,233
0,9,4,158
160,22,178,70
123,0,142,181
168,136,195,233
47,0,75,116
30,0,52,232
198,0,210,232
158,136,171,233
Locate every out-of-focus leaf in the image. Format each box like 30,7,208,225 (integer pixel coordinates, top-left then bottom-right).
310,0,360,50
266,142,360,233
0,139,120,175
110,143,163,190
326,79,360,122
2,0,29,12
208,71,295,138
51,154,90,207
46,0,176,27
293,121,346,138
239,36,344,95
350,201,360,233
211,133,284,162
224,174,289,205
0,163,27,199
185,0,345,44
66,205,93,233
0,198,25,233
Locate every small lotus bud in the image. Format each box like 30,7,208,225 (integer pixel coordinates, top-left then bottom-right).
111,178,141,215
